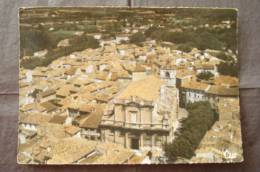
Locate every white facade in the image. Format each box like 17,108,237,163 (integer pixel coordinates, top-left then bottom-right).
33,49,48,57
72,131,81,138
184,89,207,104
196,66,218,76
18,134,26,144
21,123,37,131
118,49,126,56
25,70,33,83
160,69,176,87
85,65,94,74
175,58,187,65
99,64,109,71
116,36,129,43
93,34,102,40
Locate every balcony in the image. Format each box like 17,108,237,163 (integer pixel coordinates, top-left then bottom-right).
100,119,170,131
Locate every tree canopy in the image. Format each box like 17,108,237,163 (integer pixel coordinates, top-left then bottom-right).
164,101,218,162
197,71,214,81
217,62,238,77
21,35,99,69
129,32,146,45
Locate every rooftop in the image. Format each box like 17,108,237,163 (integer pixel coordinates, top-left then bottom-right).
116,75,164,102
47,138,96,164
181,80,209,91
20,113,51,125
79,106,104,129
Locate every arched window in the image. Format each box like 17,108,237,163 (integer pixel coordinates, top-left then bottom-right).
165,71,170,78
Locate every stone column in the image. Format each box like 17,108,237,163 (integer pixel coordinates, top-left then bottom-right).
140,133,144,149
125,132,129,148
151,134,156,149
124,107,127,127
114,130,119,144
101,129,106,142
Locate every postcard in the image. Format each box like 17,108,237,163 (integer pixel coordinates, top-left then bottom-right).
18,7,242,164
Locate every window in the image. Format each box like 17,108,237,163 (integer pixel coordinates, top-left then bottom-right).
144,135,152,147
165,71,170,78
108,129,114,136
130,111,137,125
119,131,124,137
155,136,162,147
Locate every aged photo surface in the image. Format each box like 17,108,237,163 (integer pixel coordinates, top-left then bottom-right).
18,7,242,164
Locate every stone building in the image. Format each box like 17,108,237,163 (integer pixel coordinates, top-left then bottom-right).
159,66,177,87
100,75,179,152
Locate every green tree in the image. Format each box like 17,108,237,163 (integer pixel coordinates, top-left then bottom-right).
177,43,193,53
21,35,100,69
216,52,234,62
144,26,158,37
197,71,214,80
130,32,146,45
164,101,217,162
217,62,238,77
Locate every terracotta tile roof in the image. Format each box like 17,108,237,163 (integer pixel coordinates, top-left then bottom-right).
104,86,119,95
73,79,93,87
96,81,113,89
56,85,74,97
64,67,77,76
194,63,215,70
176,69,195,79
83,84,99,93
19,82,29,88
40,101,57,112
37,123,68,139
77,92,95,102
181,80,209,91
49,115,67,124
56,98,70,108
79,107,104,129
214,75,238,87
20,103,35,112
64,125,81,136
95,71,108,81
127,154,146,164
39,89,56,98
32,70,47,77
116,69,131,79
133,64,146,72
206,85,239,96
94,93,113,103
79,104,95,113
20,114,51,125
117,75,164,102
47,138,96,164
108,72,118,81
17,153,32,164
82,142,134,164
68,101,79,110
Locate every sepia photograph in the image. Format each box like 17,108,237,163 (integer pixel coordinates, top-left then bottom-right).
18,7,242,164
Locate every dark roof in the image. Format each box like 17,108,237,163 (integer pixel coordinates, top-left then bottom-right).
79,108,103,129
49,115,67,124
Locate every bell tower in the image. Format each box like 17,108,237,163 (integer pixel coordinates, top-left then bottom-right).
159,66,176,87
